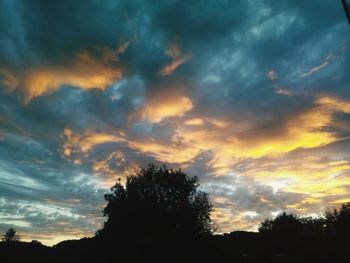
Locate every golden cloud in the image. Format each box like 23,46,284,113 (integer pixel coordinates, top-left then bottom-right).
211,206,259,233
91,151,140,186
249,157,350,196
62,128,126,159
63,95,350,179
128,139,202,164
184,118,205,126
131,95,193,123
141,95,350,176
239,155,350,215
0,44,128,103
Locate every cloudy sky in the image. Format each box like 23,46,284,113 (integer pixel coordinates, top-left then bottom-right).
1,0,350,245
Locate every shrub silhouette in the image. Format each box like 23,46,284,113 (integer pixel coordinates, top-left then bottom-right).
324,203,350,244
259,212,302,235
1,228,20,242
97,164,214,241
259,212,304,253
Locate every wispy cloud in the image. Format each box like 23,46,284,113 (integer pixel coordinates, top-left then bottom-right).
160,42,192,76
267,70,278,80
300,54,336,78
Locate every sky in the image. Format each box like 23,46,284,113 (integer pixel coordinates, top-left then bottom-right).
1,0,350,245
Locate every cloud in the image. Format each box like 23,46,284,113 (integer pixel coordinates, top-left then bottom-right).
184,118,205,126
274,87,294,96
0,196,103,246
1,45,127,103
267,70,278,80
91,151,140,186
164,95,350,175
245,156,350,196
160,41,192,76
62,95,350,178
61,128,200,166
0,69,19,91
231,151,350,216
300,54,336,78
211,207,259,233
62,128,126,161
130,94,193,123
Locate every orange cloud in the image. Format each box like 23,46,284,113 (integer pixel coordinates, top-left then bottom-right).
151,95,350,176
61,95,350,209
128,139,202,164
211,206,259,233
183,118,230,127
184,118,205,126
64,95,350,178
1,44,128,103
91,151,140,186
62,128,126,160
22,53,122,103
160,42,192,76
131,95,193,123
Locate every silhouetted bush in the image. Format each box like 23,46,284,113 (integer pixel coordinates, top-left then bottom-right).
1,228,20,242
259,212,304,253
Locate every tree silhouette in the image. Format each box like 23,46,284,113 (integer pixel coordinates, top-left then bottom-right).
259,212,303,253
324,202,350,242
259,212,302,234
31,240,42,245
97,164,214,241
2,228,20,242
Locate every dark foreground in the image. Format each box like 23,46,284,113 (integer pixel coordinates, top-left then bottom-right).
1,231,349,263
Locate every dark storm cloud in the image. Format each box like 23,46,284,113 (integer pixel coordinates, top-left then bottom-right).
0,0,128,67
1,0,347,103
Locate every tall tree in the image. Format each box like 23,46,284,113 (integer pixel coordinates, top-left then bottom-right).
97,164,214,240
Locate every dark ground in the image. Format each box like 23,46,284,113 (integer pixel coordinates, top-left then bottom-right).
1,231,349,263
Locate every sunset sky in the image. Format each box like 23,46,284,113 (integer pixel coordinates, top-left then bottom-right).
1,0,350,245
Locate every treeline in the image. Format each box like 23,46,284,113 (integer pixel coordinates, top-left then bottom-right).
1,164,350,263
1,206,350,263
214,203,350,262
259,203,350,250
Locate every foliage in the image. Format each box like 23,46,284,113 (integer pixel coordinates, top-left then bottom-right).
31,240,42,245
98,164,214,239
258,212,302,234
1,228,20,242
324,203,350,237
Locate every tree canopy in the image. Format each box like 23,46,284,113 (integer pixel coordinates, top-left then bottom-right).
97,164,214,240
2,228,20,242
